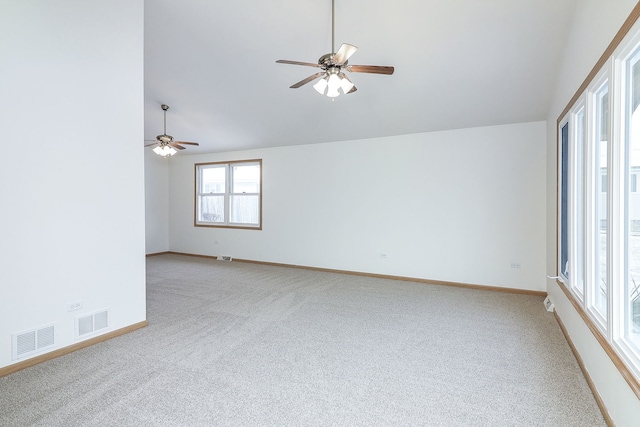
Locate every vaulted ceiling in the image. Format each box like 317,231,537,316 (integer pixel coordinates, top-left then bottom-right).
144,0,578,154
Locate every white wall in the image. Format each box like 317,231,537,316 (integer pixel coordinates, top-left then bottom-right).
145,150,170,254
0,1,146,368
545,0,640,425
167,121,547,292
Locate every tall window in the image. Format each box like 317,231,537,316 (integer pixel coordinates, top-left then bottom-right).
574,105,586,298
195,160,262,229
558,17,640,386
560,122,570,280
625,49,640,353
559,105,587,299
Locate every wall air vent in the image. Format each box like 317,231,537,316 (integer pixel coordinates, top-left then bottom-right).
217,255,233,261
75,309,110,339
12,324,57,360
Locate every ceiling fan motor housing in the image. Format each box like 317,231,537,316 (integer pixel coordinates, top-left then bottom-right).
318,53,347,68
157,134,174,144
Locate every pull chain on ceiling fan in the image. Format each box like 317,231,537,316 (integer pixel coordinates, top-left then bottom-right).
276,0,394,98
144,104,199,157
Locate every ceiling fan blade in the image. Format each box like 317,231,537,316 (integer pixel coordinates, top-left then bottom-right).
290,72,325,88
276,60,321,68
174,141,199,146
347,65,395,75
347,85,357,94
333,43,358,65
169,143,186,150
144,142,159,147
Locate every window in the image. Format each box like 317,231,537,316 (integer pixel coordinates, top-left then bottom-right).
558,103,586,298
624,46,640,355
560,122,570,280
557,13,640,389
195,160,262,229
573,104,586,298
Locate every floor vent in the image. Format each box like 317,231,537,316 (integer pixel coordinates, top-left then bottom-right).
76,309,110,339
217,255,233,261
12,324,56,360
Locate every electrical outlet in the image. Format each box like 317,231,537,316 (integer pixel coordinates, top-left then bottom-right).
380,252,388,259
67,301,82,312
214,240,220,244
510,262,521,269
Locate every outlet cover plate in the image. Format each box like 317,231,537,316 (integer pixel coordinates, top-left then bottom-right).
67,301,82,312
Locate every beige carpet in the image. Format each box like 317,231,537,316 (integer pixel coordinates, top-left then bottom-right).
0,254,605,426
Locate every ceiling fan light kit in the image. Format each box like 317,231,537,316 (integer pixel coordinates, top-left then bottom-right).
152,145,178,157
145,104,199,157
276,0,394,98
313,68,355,97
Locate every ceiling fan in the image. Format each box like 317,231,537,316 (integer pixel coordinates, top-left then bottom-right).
144,104,199,156
276,0,394,98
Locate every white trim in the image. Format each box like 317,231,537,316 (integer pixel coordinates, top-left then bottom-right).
587,70,611,333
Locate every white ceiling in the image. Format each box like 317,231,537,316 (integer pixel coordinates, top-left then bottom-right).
144,0,578,154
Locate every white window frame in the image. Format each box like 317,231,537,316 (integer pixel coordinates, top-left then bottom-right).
558,117,570,286
586,69,611,332
571,101,587,302
195,159,262,229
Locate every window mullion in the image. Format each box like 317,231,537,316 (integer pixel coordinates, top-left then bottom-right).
584,93,597,312
224,164,231,226
610,59,623,343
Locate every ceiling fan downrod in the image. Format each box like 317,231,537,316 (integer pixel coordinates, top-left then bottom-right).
161,104,169,136
332,0,335,54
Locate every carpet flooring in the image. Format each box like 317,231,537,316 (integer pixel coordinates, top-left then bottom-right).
0,254,605,426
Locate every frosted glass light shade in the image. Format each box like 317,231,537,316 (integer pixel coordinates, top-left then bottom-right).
313,77,328,95
313,70,354,98
153,145,177,157
326,73,341,97
340,77,354,93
